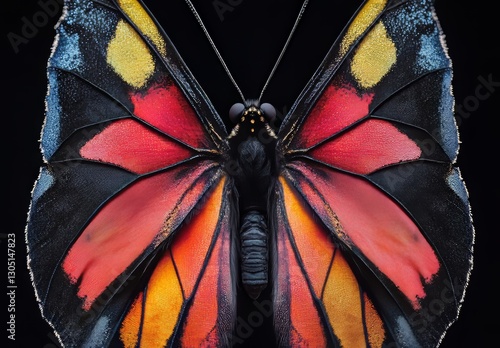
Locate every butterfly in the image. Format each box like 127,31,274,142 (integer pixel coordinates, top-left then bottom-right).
25,0,474,347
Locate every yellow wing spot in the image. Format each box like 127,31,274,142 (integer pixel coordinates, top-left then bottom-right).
340,0,387,55
350,22,396,89
107,20,155,88
117,0,166,55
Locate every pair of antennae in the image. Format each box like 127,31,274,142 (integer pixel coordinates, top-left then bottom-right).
183,0,310,104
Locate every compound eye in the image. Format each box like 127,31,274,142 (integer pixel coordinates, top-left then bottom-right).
229,103,245,123
260,103,276,123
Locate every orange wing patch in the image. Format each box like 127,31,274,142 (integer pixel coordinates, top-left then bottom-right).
275,205,327,347
281,177,335,298
120,292,143,348
364,293,386,347
120,252,183,348
323,251,365,347
279,178,387,347
181,231,228,347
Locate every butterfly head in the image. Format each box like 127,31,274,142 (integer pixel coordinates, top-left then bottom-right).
228,100,277,141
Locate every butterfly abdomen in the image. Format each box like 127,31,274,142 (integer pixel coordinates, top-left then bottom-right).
240,210,269,299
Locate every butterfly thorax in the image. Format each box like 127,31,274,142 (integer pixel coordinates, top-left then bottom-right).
227,100,278,212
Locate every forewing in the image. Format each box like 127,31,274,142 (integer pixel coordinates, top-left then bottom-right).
25,0,234,346
275,0,474,346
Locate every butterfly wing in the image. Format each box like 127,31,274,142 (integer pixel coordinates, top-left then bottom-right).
25,0,236,346
273,0,474,346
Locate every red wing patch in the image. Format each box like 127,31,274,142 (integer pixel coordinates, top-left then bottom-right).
284,164,440,309
309,119,422,174
290,85,373,149
288,83,422,175
62,163,220,310
130,82,211,149
80,118,195,174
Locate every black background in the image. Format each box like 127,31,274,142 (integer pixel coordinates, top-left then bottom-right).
3,0,497,347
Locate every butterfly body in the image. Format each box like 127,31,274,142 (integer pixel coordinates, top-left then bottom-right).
228,101,278,300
